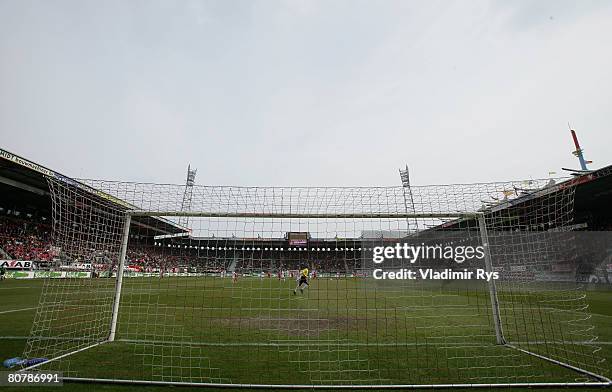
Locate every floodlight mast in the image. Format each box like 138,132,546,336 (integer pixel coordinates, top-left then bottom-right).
178,165,197,227
399,165,419,232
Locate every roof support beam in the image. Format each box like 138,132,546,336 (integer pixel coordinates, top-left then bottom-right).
0,175,48,196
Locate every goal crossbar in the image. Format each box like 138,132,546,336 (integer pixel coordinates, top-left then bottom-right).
127,211,481,219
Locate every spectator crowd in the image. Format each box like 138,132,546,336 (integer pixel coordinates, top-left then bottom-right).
0,215,53,261
0,215,361,274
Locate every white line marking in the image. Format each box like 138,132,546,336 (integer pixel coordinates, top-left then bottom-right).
0,307,36,314
0,336,95,341
110,339,612,347
0,287,33,290
1,336,611,347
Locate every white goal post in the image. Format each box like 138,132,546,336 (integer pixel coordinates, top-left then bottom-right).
21,178,610,388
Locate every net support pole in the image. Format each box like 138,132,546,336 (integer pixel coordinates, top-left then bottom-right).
477,213,506,345
108,213,131,342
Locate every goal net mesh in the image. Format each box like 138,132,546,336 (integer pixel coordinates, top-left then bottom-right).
22,177,607,386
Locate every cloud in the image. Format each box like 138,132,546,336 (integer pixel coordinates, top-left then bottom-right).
0,0,611,186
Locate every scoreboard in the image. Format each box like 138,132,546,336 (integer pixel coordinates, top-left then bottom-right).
287,232,309,247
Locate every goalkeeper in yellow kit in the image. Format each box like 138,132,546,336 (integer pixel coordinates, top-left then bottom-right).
293,267,309,295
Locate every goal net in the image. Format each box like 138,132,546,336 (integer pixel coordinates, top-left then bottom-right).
22,177,609,387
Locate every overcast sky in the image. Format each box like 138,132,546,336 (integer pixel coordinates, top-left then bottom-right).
1,0,611,187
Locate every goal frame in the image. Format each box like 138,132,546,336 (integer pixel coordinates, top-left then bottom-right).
22,210,612,388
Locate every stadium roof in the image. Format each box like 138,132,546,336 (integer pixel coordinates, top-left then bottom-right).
432,164,612,231
0,148,186,236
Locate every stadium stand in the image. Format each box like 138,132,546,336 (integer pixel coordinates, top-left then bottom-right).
1,148,612,281
0,215,52,261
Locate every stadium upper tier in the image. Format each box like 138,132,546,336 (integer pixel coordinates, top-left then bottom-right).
0,148,186,237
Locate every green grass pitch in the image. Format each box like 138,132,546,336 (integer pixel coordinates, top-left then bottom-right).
0,277,610,392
